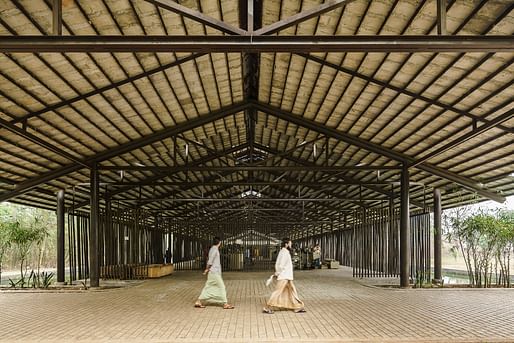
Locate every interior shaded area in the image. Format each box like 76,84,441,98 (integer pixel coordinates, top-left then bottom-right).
0,0,513,288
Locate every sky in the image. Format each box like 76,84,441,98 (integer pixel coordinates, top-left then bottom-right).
466,195,514,211
443,195,514,218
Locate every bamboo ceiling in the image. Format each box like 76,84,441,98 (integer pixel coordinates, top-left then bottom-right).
0,0,513,222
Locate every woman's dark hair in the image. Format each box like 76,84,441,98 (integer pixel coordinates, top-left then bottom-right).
281,237,291,248
213,237,221,245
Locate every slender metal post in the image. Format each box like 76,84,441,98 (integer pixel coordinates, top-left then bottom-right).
56,189,65,283
437,0,447,35
433,188,442,282
105,198,112,265
400,163,410,287
89,162,100,287
52,0,62,35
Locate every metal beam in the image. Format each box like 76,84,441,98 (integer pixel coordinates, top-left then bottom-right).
0,176,15,185
410,107,514,167
89,163,99,288
10,53,204,125
298,53,514,134
52,0,62,36
98,165,401,172
0,102,249,203
66,143,250,211
433,188,442,282
107,181,396,187
437,0,447,35
112,197,389,203
254,101,407,162
56,189,65,283
255,101,505,203
0,116,89,168
400,164,410,288
255,0,354,35
143,0,246,35
1,35,512,53
241,0,261,169
253,142,427,209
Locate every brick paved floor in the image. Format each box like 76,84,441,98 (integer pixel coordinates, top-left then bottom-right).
1,267,514,343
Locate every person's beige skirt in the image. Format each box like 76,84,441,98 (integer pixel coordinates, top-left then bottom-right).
267,279,304,310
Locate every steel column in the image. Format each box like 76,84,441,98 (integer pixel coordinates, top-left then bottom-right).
400,164,410,288
433,188,442,282
437,0,447,35
52,0,62,36
56,189,65,283
89,163,100,287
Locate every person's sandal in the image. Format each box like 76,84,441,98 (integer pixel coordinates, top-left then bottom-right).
223,304,235,309
194,302,206,308
294,308,306,313
262,308,274,314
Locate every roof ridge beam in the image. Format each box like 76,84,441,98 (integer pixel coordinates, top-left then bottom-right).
253,101,505,203
0,101,250,203
144,0,246,35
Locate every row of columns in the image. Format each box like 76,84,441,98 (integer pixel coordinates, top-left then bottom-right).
398,164,443,287
55,163,99,286
55,163,443,287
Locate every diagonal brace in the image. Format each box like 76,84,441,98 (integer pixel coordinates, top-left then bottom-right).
144,0,246,35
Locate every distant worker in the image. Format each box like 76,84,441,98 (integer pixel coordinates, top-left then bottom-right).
164,248,172,264
312,243,321,269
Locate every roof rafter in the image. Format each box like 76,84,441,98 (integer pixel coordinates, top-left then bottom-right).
255,0,356,35
8,53,205,125
298,53,514,134
253,101,506,203
143,0,246,35
0,116,90,168
410,107,514,167
0,101,250,203
253,143,426,210
67,143,250,212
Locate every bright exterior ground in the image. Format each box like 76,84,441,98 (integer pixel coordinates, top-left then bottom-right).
1,268,514,343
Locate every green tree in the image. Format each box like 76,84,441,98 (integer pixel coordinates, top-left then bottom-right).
463,212,500,287
9,217,48,286
446,206,513,288
0,219,15,284
496,210,514,287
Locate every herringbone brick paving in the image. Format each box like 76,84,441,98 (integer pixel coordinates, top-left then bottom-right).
1,267,513,342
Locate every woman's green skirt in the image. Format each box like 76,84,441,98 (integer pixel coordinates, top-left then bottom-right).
198,272,227,305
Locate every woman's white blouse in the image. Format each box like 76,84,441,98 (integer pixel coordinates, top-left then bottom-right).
275,248,294,280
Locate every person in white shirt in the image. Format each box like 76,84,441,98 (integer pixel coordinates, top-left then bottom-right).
263,237,306,314
194,237,235,309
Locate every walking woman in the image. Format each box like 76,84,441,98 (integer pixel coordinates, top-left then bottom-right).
263,238,306,314
194,237,235,309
